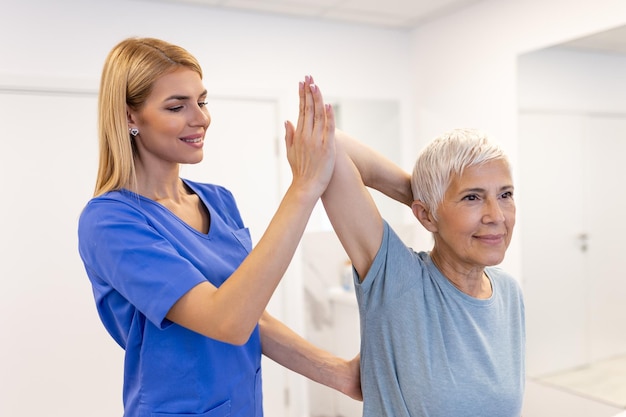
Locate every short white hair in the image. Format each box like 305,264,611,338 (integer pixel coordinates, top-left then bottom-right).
411,128,510,219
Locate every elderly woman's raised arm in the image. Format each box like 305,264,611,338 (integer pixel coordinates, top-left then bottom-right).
321,128,412,280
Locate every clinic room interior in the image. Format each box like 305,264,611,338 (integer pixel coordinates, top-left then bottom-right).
2,0,626,416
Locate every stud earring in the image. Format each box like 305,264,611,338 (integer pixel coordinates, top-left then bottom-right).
129,127,139,137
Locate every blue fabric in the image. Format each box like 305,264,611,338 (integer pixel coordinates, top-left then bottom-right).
78,179,263,417
356,221,525,417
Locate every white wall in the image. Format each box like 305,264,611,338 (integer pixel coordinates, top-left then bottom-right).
518,46,626,113
0,0,413,126
0,1,413,416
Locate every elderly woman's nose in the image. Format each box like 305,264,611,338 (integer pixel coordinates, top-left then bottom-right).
483,198,505,223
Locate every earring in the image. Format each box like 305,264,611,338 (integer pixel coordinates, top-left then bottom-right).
129,127,139,137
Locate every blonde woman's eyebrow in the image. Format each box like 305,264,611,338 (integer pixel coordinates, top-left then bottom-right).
165,90,208,102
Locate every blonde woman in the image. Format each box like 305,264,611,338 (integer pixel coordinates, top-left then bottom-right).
78,38,359,416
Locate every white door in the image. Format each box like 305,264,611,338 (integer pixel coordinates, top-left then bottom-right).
519,111,626,376
181,96,290,416
0,91,122,417
519,111,589,376
583,115,626,363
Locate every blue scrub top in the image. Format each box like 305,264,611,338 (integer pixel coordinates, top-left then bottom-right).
78,179,263,417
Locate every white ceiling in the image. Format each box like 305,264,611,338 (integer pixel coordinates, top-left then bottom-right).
152,0,486,29
148,0,626,54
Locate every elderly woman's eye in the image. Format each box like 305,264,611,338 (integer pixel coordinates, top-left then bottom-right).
463,194,478,201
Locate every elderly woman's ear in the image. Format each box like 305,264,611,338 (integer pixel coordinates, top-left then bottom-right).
412,201,438,233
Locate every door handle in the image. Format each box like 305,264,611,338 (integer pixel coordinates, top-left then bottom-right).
577,233,588,252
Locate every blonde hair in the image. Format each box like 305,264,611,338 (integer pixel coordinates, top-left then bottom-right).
411,128,510,219
94,37,203,196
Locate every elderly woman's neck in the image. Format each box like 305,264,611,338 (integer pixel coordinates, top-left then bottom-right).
430,250,492,299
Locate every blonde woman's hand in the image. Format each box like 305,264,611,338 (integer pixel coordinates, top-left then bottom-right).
284,75,336,199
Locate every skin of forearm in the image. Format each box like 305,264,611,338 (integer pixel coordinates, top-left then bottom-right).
336,130,413,207
212,184,321,343
259,312,361,399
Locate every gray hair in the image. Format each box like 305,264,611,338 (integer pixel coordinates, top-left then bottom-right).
411,128,510,219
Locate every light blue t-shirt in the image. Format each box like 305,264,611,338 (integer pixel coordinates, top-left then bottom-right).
356,221,525,417
78,179,263,417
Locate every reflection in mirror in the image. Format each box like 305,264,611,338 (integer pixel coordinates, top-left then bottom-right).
518,25,626,412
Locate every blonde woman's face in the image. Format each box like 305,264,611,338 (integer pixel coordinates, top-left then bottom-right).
431,159,515,270
128,68,210,169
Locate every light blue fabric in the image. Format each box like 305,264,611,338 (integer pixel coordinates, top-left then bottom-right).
355,221,525,417
78,179,263,417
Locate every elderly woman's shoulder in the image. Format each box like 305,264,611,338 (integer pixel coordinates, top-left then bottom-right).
487,267,524,294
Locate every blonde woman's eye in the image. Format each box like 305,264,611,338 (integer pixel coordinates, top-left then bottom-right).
199,101,208,108
168,106,183,112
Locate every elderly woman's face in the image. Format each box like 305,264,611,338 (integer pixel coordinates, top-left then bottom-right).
432,159,515,269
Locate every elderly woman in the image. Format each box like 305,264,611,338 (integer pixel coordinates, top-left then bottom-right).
301,77,525,416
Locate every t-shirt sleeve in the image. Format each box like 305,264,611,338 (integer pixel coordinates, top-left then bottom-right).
356,221,425,310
